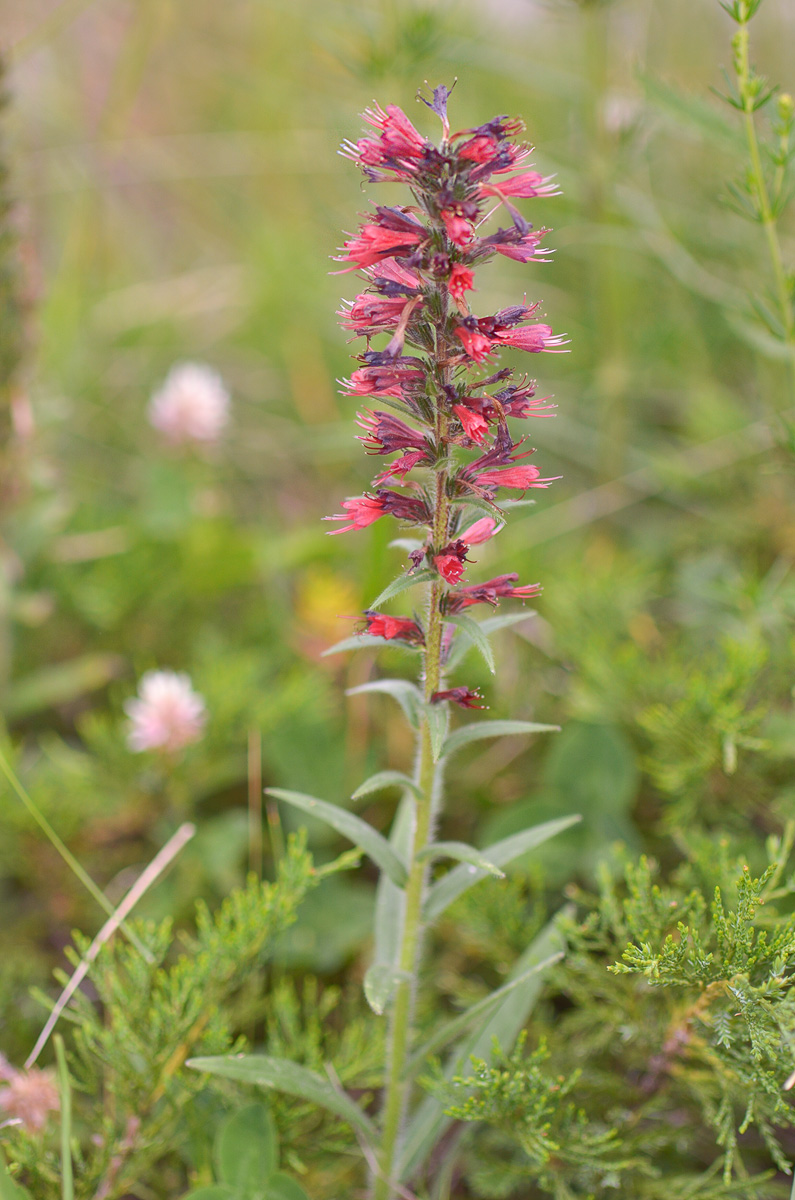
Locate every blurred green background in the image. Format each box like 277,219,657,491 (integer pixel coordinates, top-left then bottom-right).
2,0,795,1063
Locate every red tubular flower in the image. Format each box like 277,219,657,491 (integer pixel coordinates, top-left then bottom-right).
433,540,471,585
455,324,494,362
339,294,409,332
336,224,423,270
460,516,504,544
360,103,428,162
325,494,386,534
430,687,487,709
363,610,425,645
476,463,559,490
492,323,569,353
356,410,428,455
444,574,542,612
342,358,425,397
481,227,551,263
448,263,475,306
452,404,489,444
483,171,560,199
373,451,428,484
441,211,475,248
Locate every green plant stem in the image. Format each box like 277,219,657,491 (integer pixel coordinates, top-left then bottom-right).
0,746,153,962
54,1035,73,1200
734,15,795,404
374,293,452,1200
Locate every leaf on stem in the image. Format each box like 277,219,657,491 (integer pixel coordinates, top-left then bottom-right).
347,679,423,729
351,770,422,801
441,718,559,759
364,963,410,1016
322,634,422,657
186,1056,376,1141
425,702,449,763
367,570,435,611
266,789,408,887
445,613,495,674
398,912,570,1181
445,611,535,671
416,841,504,877
423,816,580,921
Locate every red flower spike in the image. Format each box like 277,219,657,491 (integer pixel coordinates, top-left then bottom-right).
363,611,425,645
430,687,487,709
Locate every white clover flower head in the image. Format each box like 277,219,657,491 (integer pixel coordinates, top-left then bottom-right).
124,670,207,755
148,362,230,445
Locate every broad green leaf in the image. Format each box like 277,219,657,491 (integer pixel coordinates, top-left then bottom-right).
216,1103,276,1190
322,634,421,657
347,680,422,729
368,569,434,610
388,538,425,553
449,494,502,519
398,913,569,1181
446,613,494,674
500,498,537,509
403,952,563,1076
424,815,580,921
351,770,422,801
417,841,504,878
186,1056,375,1141
445,611,536,670
6,653,124,720
266,1173,311,1200
442,719,559,759
425,702,449,763
267,789,408,887
364,962,408,1015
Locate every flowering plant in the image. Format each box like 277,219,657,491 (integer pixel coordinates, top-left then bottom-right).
188,88,577,1199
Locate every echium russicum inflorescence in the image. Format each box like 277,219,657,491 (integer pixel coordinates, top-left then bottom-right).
322,88,567,1199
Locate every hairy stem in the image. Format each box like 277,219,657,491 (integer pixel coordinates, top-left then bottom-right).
374,289,452,1200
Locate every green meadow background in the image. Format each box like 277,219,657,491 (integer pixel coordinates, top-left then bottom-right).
2,0,795,1095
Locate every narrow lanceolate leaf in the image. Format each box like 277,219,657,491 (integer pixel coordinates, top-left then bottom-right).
403,952,564,1077
368,569,435,611
364,963,410,1016
0,1149,31,1200
322,634,422,657
351,770,422,801
445,611,536,670
423,815,580,921
266,789,408,888
442,718,559,759
388,538,425,553
372,791,415,1005
416,841,504,878
445,612,494,674
186,1056,375,1141
425,701,449,763
398,913,570,1182
347,679,422,729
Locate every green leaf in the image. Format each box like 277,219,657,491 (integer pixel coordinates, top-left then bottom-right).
442,719,559,759
423,816,580,921
449,494,502,519
216,1104,277,1190
266,1173,310,1200
445,611,535,670
404,952,564,1076
368,569,434,610
363,962,408,1015
641,70,743,148
54,1034,73,1200
425,702,449,763
351,770,422,801
346,680,422,729
388,538,425,553
446,612,494,673
322,634,421,657
186,1056,375,1141
398,913,569,1181
372,791,414,997
417,841,504,877
0,1152,32,1200
266,789,408,887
